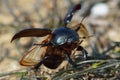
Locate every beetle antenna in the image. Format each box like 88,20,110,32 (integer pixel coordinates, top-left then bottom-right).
80,16,86,24
75,16,86,32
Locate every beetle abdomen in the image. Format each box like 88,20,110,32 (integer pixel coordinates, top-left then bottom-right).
43,55,64,69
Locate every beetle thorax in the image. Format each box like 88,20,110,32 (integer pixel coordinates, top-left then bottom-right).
51,27,79,46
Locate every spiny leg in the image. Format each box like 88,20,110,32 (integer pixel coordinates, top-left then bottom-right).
64,4,81,26
33,42,52,47
65,53,77,67
32,57,48,80
34,57,48,70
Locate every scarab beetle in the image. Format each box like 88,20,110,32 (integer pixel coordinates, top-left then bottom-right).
11,4,89,69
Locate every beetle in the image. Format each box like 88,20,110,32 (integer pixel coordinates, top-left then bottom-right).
11,4,89,69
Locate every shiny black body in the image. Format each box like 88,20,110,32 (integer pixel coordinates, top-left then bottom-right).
11,4,88,69
51,27,79,46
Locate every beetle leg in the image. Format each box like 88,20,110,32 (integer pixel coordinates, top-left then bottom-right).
65,53,77,67
34,57,48,70
64,4,81,26
33,42,52,47
77,46,88,60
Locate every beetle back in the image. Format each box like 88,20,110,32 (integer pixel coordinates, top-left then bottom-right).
51,27,79,46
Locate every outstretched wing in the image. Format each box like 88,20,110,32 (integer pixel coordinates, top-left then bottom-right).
20,45,47,66
19,35,51,66
11,28,52,42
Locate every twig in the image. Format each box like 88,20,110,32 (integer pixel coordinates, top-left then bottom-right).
102,42,120,54
57,62,120,80
0,68,30,77
52,59,120,80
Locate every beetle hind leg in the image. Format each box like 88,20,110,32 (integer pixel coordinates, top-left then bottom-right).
65,53,77,67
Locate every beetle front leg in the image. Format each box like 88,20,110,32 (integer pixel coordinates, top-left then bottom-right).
33,42,52,47
77,46,88,60
65,53,77,67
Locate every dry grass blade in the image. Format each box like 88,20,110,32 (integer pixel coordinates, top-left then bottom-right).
52,59,120,80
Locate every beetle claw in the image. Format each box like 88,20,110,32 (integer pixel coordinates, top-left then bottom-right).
65,53,77,67
82,49,88,60
77,46,88,60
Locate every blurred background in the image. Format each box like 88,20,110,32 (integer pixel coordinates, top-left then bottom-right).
0,0,120,80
